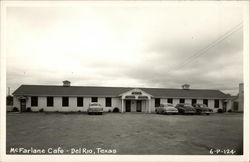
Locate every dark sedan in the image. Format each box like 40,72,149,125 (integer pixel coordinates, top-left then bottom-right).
193,104,213,115
175,103,196,115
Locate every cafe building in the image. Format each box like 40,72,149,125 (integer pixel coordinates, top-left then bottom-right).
12,81,231,113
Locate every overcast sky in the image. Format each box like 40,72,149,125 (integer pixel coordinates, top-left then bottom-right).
6,2,244,95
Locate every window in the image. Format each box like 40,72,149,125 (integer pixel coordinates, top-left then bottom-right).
233,102,239,111
31,96,38,107
155,98,160,107
47,96,54,107
77,97,83,107
91,97,98,102
180,98,185,103
167,98,173,104
62,97,69,107
192,99,197,105
106,97,112,107
203,99,208,106
214,99,219,108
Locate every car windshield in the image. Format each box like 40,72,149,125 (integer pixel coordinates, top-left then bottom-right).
162,103,173,107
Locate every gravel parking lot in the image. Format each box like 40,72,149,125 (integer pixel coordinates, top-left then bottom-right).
6,112,243,155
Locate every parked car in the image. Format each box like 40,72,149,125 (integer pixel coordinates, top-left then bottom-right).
87,103,103,115
155,103,178,114
193,104,213,115
175,103,196,114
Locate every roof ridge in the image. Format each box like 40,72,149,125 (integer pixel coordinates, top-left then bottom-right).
20,84,221,91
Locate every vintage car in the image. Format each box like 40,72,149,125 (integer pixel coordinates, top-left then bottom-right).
87,103,103,115
193,104,213,115
155,103,179,114
175,103,196,114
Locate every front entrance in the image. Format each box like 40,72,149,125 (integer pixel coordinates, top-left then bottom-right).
125,100,131,112
20,99,26,112
223,101,227,112
136,100,142,112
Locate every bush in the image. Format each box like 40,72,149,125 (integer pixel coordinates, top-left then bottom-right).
228,109,232,113
217,109,224,113
113,107,120,113
108,109,111,113
26,107,32,112
12,107,18,112
39,108,44,112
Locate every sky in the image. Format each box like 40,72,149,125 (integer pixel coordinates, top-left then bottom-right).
6,2,244,95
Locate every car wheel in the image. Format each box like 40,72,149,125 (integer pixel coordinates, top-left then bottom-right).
206,113,210,115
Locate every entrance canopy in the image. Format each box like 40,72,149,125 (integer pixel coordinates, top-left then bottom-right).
119,88,152,100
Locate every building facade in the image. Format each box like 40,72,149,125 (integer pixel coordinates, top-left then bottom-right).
12,81,231,113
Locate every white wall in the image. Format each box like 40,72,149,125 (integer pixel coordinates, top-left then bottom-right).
12,95,227,113
16,96,123,112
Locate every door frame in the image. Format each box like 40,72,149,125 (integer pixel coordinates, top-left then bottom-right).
125,100,131,112
136,100,142,112
20,99,26,112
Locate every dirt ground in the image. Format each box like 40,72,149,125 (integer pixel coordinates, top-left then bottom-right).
6,112,243,155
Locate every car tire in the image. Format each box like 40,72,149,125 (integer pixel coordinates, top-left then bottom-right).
206,113,210,115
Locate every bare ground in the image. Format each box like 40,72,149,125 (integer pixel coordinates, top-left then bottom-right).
6,112,243,155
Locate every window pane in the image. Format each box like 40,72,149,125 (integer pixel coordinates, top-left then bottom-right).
192,99,197,105
106,97,112,107
91,97,98,102
31,96,38,107
180,98,185,103
203,99,208,106
47,97,54,107
62,97,69,107
155,98,160,107
77,97,83,107
214,99,219,108
167,98,173,104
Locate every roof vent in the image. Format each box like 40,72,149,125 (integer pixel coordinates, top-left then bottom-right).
63,80,71,87
182,84,190,90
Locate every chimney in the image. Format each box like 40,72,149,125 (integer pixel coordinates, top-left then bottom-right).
239,83,243,96
182,84,190,90
63,80,71,87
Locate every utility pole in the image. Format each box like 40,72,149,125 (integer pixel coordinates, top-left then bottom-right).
8,87,10,96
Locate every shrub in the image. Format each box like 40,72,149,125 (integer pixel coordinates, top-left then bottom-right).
12,107,18,112
108,109,111,113
228,109,232,113
78,110,81,113
113,107,120,113
26,107,32,112
217,109,223,113
39,108,44,112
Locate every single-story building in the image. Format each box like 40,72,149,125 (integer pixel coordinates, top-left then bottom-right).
11,81,231,113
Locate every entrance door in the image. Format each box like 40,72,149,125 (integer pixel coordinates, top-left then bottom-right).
125,100,131,112
136,100,142,112
20,99,26,112
223,101,227,112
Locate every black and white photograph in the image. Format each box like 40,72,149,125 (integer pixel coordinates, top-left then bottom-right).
0,1,249,162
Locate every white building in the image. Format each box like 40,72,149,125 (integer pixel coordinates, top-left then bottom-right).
12,81,231,113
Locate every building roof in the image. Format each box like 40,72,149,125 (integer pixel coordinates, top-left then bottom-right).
13,85,230,99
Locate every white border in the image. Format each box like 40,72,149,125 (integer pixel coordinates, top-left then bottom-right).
0,1,249,162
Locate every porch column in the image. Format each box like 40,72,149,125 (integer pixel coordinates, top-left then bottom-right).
148,99,151,113
121,99,124,113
